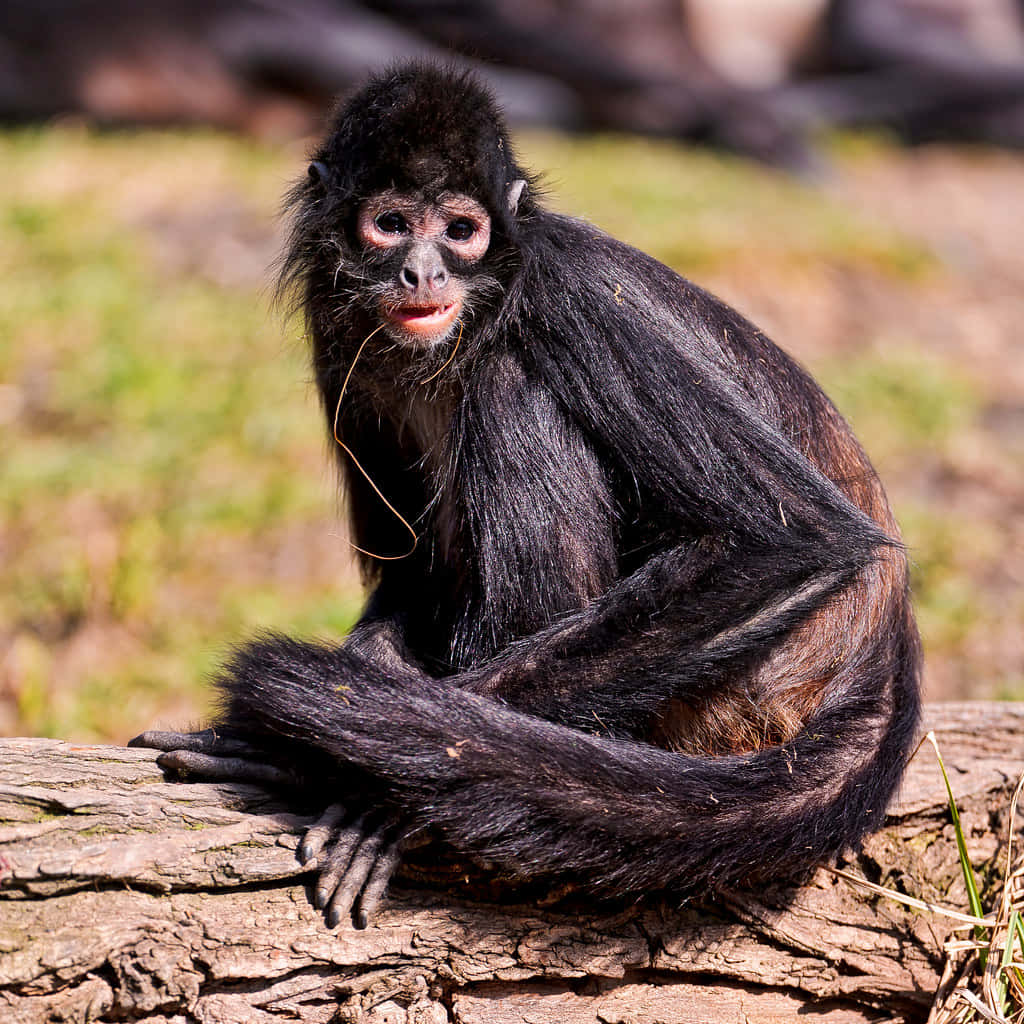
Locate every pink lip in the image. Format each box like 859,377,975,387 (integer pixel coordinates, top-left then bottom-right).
388,302,459,336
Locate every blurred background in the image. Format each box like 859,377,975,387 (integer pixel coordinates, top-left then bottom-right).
1,0,1022,742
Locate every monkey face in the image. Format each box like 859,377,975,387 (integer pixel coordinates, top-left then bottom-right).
355,190,492,346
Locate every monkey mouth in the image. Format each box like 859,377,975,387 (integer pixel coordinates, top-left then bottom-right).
387,301,460,338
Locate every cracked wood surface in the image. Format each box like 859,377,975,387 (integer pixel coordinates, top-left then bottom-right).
1,702,1022,1023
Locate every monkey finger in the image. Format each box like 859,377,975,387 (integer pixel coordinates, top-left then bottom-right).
314,814,369,909
156,749,295,786
325,827,387,929
353,837,404,929
129,729,262,758
299,803,348,864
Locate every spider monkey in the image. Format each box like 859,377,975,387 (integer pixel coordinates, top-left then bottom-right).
131,62,921,930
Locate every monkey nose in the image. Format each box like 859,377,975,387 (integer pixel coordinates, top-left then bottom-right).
400,262,448,292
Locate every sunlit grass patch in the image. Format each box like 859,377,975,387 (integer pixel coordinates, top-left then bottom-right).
0,125,359,741
817,347,981,460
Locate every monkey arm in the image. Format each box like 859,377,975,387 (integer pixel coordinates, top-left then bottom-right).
342,588,426,676
206,617,918,905
458,534,880,739
128,629,420,930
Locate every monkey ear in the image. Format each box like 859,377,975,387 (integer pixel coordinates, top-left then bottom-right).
507,179,527,215
308,161,331,188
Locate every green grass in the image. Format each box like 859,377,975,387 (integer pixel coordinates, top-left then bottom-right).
0,123,1014,739
816,348,980,460
0,125,361,739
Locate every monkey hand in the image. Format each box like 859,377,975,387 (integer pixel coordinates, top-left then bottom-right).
128,728,410,928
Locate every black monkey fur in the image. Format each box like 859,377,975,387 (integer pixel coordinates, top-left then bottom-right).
133,63,921,925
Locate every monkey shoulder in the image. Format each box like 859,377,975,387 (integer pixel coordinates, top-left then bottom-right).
514,211,829,430
522,213,776,354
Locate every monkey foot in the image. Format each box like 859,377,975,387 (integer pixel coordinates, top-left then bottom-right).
127,729,299,786
299,804,406,929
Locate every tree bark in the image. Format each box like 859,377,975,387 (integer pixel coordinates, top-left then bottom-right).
1,702,1022,1024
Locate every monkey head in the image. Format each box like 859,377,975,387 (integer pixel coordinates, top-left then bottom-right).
288,63,532,349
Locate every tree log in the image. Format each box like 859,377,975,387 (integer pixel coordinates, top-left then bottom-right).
1,702,1022,1024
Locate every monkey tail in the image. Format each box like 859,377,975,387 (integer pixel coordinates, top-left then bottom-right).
219,607,919,896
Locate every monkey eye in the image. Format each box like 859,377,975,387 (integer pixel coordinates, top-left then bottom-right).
374,211,408,234
445,218,476,242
